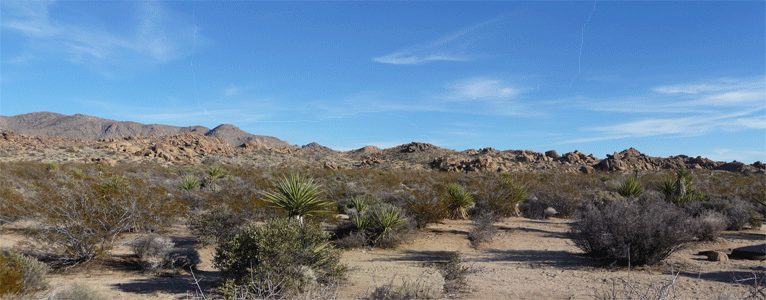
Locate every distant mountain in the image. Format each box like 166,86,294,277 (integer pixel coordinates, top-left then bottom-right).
301,142,332,151
0,112,291,148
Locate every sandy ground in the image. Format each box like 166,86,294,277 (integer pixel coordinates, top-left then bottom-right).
2,218,764,300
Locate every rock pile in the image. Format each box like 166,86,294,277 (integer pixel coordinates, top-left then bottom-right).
134,133,236,163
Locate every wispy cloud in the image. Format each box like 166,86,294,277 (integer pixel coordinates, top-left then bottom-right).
592,109,764,138
701,149,766,163
3,1,208,71
587,77,765,113
373,17,500,65
569,77,765,144
441,78,521,101
224,85,242,97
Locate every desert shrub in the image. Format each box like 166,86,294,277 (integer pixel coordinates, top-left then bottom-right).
692,211,727,242
467,211,497,248
132,235,174,260
53,282,107,300
0,251,49,296
261,174,334,222
163,247,201,274
131,235,174,271
617,170,643,198
214,218,346,298
568,195,696,266
404,189,447,229
361,275,439,300
685,195,760,231
335,231,367,249
438,252,470,294
724,199,756,231
187,204,247,245
471,176,528,219
443,184,474,220
23,174,184,266
529,172,601,218
518,196,554,220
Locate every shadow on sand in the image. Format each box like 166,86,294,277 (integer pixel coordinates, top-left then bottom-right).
113,269,220,297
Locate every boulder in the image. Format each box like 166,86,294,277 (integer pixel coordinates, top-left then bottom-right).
545,150,560,159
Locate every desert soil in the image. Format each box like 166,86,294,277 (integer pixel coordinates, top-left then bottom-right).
2,217,764,300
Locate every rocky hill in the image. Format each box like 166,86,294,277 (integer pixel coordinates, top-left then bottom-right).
1,112,763,175
0,112,290,148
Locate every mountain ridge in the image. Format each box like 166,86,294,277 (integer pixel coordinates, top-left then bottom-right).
0,112,291,148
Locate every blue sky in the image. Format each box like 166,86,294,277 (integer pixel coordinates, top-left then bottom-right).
2,1,764,163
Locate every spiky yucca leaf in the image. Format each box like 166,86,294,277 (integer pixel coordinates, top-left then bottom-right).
370,204,407,244
617,174,643,198
261,174,332,221
445,184,474,220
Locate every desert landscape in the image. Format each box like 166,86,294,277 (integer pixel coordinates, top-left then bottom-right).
0,112,764,300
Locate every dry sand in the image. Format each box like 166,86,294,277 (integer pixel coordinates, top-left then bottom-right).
2,218,764,300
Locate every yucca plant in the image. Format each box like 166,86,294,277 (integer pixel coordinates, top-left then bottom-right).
445,184,474,220
659,168,703,205
206,166,228,179
347,195,370,214
369,204,408,246
261,174,333,223
617,170,643,198
179,175,200,191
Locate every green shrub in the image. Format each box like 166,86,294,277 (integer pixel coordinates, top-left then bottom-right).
261,174,333,222
186,204,247,245
53,282,107,300
444,184,474,220
568,195,696,266
214,218,346,298
0,251,49,296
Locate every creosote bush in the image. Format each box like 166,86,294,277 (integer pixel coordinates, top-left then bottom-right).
0,251,49,296
186,204,247,245
22,172,185,267
568,195,696,266
214,218,346,299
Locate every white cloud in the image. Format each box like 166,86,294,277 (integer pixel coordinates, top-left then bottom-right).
442,78,521,101
373,17,500,65
592,109,763,137
702,149,766,163
224,85,241,97
2,1,207,70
